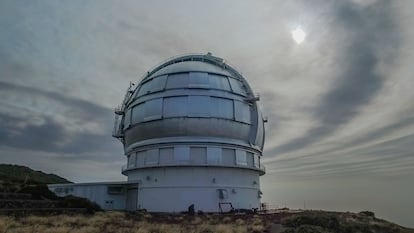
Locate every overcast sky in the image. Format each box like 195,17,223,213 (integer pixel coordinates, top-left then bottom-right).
1,0,413,227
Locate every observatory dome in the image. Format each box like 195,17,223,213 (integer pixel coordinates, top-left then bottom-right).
115,54,265,155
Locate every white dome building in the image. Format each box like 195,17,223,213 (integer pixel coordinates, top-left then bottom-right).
49,53,266,212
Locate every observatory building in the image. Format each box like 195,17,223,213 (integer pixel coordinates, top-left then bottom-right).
49,53,266,212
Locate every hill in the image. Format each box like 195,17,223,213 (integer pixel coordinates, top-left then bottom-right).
0,164,71,184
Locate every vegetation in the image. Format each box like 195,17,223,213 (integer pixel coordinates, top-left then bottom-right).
0,211,412,233
281,211,414,233
0,211,265,233
0,164,71,185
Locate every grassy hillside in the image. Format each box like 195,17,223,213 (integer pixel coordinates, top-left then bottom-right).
0,164,71,184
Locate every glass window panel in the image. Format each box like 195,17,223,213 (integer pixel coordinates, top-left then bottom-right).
159,148,174,164
207,147,222,164
209,74,231,91
211,97,233,119
236,150,247,166
228,78,246,95
137,81,152,96
136,151,146,166
124,109,131,129
151,75,167,92
190,147,206,164
189,72,209,88
234,101,251,124
174,146,190,162
222,148,236,166
145,149,159,165
163,96,188,117
166,73,189,89
246,152,254,167
131,103,145,124
253,154,259,168
188,96,210,117
127,154,136,168
144,98,163,121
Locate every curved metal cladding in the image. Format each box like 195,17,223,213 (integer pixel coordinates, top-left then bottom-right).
113,53,266,212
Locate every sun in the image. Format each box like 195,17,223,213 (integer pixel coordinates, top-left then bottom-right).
292,27,306,44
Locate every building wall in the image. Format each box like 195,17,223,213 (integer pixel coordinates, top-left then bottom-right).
127,167,261,212
48,183,133,210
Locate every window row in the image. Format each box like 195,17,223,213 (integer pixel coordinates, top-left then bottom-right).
124,96,251,129
135,72,247,98
127,146,261,169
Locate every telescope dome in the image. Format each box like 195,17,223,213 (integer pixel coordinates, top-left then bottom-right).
115,54,265,155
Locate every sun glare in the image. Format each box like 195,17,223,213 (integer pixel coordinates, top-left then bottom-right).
292,27,306,44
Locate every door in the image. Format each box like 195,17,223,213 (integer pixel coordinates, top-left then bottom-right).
126,184,138,211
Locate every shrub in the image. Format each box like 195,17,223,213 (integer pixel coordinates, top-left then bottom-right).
18,184,59,200
58,195,102,214
359,211,375,218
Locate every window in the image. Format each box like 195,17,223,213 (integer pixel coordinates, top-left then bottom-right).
253,154,259,168
136,151,146,166
222,148,236,166
236,150,247,166
228,78,246,95
246,152,254,167
136,75,167,97
159,148,174,164
234,101,251,124
207,147,222,164
150,75,167,92
188,96,210,117
166,73,189,89
190,147,206,164
144,98,163,121
174,146,190,162
145,149,159,165
211,97,233,119
127,154,136,168
137,80,152,96
163,96,188,117
189,72,209,88
107,186,124,195
209,74,231,91
131,103,145,124
124,109,131,129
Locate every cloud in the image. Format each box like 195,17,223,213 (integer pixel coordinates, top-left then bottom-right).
0,81,119,154
270,0,400,155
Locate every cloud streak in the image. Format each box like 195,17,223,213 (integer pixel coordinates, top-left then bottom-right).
0,81,117,154
270,0,400,155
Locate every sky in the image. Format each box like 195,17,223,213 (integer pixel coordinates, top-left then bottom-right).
1,0,413,227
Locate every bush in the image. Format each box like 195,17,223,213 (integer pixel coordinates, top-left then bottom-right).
17,184,59,200
58,195,102,214
359,211,375,218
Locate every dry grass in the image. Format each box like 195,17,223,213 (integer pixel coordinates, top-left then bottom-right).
2,210,411,233
0,212,266,233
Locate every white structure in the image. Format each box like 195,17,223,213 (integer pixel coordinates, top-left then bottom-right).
49,53,266,212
